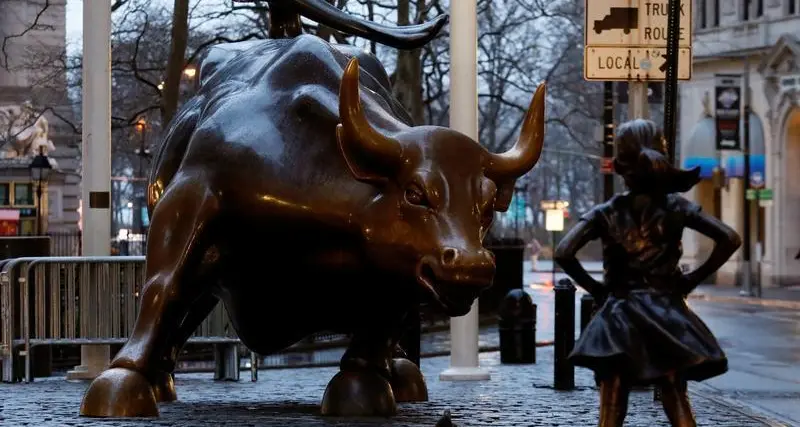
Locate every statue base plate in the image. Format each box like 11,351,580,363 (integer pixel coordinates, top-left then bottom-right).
439,366,490,381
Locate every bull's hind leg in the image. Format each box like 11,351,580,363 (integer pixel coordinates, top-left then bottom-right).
80,177,219,418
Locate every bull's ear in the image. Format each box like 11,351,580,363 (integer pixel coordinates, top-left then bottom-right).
336,124,390,184
493,182,515,212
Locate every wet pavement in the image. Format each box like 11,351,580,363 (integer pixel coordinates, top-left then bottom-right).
0,349,779,426
687,300,800,426
0,260,796,425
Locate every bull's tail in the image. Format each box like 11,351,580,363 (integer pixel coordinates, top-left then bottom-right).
265,0,447,49
146,97,202,215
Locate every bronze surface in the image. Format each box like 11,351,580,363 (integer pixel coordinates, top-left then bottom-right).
80,20,545,420
554,119,741,426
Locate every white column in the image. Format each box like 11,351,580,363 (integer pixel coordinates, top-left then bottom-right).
66,1,112,381
440,0,490,382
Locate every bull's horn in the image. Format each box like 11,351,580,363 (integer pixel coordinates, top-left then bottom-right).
338,57,403,171
486,83,546,181
280,0,448,49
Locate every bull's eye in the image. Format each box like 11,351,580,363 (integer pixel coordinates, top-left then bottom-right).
404,185,429,207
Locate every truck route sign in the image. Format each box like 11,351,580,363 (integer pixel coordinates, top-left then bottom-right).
584,0,692,81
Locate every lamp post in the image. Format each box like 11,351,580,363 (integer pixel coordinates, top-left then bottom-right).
28,146,52,235
133,118,151,236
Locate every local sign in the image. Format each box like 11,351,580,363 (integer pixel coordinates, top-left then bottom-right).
584,0,692,81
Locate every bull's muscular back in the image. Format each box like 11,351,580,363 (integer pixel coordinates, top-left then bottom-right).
149,35,410,224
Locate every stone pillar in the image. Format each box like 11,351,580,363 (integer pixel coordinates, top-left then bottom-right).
66,1,112,381
439,0,490,382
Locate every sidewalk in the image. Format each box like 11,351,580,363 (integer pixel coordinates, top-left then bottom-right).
528,260,800,309
689,285,800,309
0,349,779,426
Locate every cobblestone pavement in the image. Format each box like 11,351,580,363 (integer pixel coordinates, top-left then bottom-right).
0,349,776,427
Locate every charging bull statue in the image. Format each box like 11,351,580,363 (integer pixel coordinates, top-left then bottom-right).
80,0,546,420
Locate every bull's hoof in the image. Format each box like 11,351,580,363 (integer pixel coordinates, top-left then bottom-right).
80,368,159,418
390,358,428,403
320,370,396,417
152,371,177,403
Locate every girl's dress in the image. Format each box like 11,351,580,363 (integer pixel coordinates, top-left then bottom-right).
568,192,728,384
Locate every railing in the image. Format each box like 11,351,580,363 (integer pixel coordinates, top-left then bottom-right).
0,256,235,383
45,232,148,256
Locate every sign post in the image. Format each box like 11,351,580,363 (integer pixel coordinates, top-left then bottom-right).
584,0,692,139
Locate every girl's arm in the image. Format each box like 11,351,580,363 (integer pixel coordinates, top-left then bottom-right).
554,220,604,298
683,210,742,294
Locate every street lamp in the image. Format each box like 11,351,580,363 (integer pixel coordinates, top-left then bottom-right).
28,146,52,235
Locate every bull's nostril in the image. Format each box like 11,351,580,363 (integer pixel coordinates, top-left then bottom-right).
441,247,459,265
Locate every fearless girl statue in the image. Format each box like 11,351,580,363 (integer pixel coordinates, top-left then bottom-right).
555,119,742,427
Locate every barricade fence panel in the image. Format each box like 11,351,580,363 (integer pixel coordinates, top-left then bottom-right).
0,256,351,382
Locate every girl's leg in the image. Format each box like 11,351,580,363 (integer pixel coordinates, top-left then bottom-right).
598,374,631,427
659,374,697,427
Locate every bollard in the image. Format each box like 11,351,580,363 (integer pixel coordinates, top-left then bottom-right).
250,351,258,382
498,289,537,364
553,278,576,390
579,294,596,334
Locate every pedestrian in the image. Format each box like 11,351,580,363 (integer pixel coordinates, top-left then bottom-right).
527,237,542,271
554,119,742,427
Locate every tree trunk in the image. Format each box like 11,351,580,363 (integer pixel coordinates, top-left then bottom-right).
161,0,190,125
391,0,425,125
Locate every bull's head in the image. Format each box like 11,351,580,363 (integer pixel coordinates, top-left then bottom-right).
336,58,545,316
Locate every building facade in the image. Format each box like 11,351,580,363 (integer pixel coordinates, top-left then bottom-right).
680,0,800,286
0,0,80,243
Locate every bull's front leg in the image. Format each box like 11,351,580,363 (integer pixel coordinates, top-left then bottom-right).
320,328,398,417
320,310,427,417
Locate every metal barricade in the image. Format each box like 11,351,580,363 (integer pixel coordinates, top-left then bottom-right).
0,256,238,383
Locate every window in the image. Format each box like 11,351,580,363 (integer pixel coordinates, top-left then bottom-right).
790,0,797,15
13,183,34,206
0,184,9,206
714,0,720,25
699,0,708,28
47,188,63,220
742,0,750,20
756,0,763,17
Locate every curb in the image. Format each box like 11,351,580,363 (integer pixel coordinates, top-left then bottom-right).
687,293,800,309
690,382,794,427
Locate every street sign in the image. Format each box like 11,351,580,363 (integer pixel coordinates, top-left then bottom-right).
584,47,692,81
750,171,765,189
585,1,692,48
715,74,742,150
584,0,692,81
758,188,773,200
600,157,614,174
746,189,757,201
545,209,564,232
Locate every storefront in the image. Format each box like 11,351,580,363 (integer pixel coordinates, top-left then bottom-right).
0,180,41,236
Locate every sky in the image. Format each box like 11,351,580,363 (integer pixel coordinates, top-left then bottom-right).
65,0,82,45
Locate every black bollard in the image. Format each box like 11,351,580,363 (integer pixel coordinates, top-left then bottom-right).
579,293,596,334
498,289,537,364
554,278,576,390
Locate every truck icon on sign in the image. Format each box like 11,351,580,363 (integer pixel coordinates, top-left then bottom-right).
594,7,638,34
